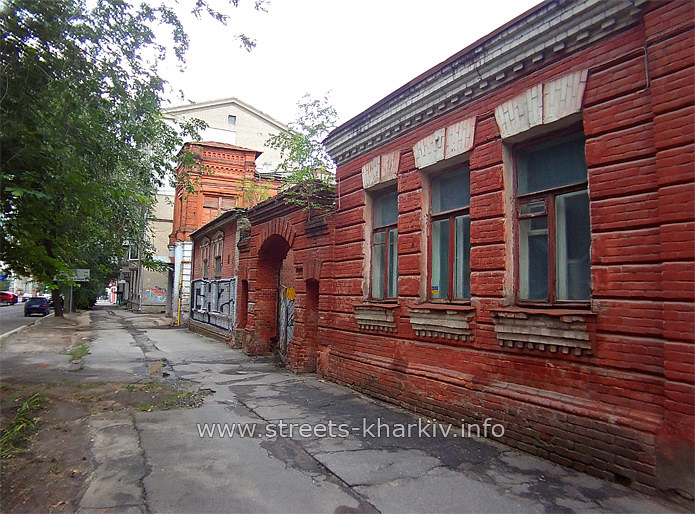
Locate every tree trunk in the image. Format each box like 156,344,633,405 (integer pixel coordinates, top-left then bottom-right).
52,288,64,317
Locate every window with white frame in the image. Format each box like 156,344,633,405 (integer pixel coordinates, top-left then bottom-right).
201,239,210,279
430,166,471,301
515,132,591,303
212,233,224,277
371,190,398,300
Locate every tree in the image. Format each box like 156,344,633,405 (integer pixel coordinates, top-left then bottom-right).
0,0,260,315
238,177,273,207
265,94,338,215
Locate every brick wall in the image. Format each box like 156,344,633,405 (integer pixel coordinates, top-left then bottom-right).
237,199,335,370
317,3,694,497
195,1,695,498
191,220,238,281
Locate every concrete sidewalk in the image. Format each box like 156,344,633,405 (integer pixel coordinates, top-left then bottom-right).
94,307,682,513
1,305,683,513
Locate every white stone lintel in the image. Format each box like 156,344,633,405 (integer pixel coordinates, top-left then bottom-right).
362,150,401,189
494,69,588,139
413,116,476,169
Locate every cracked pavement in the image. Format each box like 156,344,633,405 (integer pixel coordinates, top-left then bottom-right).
2,304,683,513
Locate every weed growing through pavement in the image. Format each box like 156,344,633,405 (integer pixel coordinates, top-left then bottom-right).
137,389,209,412
65,344,88,360
0,393,50,457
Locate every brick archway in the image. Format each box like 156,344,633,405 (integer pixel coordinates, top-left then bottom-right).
244,233,291,357
261,217,296,248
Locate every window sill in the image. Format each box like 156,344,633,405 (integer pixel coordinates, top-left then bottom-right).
417,301,474,312
407,304,475,342
362,299,399,306
353,302,398,333
491,306,595,356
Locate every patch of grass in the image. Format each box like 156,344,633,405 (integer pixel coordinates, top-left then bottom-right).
74,381,105,390
0,384,18,392
124,382,164,392
65,344,88,360
137,389,209,412
0,393,50,458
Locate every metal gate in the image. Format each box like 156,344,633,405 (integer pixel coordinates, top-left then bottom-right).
277,285,295,358
191,278,237,331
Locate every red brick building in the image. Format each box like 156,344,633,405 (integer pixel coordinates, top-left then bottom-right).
169,141,281,246
188,0,694,499
169,142,282,323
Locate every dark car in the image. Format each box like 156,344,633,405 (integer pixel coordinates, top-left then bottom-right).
48,294,64,309
0,291,18,305
24,296,50,317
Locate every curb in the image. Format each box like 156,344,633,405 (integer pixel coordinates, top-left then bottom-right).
0,313,53,342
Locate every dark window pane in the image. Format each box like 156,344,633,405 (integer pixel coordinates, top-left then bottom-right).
372,231,385,299
556,190,591,300
374,192,398,228
432,168,470,214
431,218,449,299
387,229,398,298
454,215,471,299
519,216,548,301
517,133,587,195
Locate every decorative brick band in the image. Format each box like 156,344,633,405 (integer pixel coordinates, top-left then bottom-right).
491,307,595,356
407,304,475,341
353,303,398,333
325,1,641,166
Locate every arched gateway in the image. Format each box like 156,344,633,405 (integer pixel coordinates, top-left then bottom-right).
238,212,328,374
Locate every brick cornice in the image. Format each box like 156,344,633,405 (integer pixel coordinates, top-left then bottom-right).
324,0,645,167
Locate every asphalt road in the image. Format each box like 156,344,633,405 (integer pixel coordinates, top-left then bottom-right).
0,302,49,336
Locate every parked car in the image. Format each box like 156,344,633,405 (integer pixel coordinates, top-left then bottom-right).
24,296,50,317
48,294,64,309
21,292,33,302
0,291,18,305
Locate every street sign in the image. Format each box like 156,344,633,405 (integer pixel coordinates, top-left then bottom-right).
55,269,90,282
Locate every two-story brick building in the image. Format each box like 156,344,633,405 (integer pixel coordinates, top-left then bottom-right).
187,0,694,499
170,142,282,323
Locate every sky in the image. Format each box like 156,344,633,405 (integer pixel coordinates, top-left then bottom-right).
160,0,542,127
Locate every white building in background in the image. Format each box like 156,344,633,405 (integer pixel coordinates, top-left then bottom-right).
162,97,289,177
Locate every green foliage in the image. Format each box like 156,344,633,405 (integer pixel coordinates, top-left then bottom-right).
266,94,337,214
0,393,50,458
238,177,273,207
66,344,89,361
137,389,209,412
0,0,260,314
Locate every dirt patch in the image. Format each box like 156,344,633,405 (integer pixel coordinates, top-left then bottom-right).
0,381,209,512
